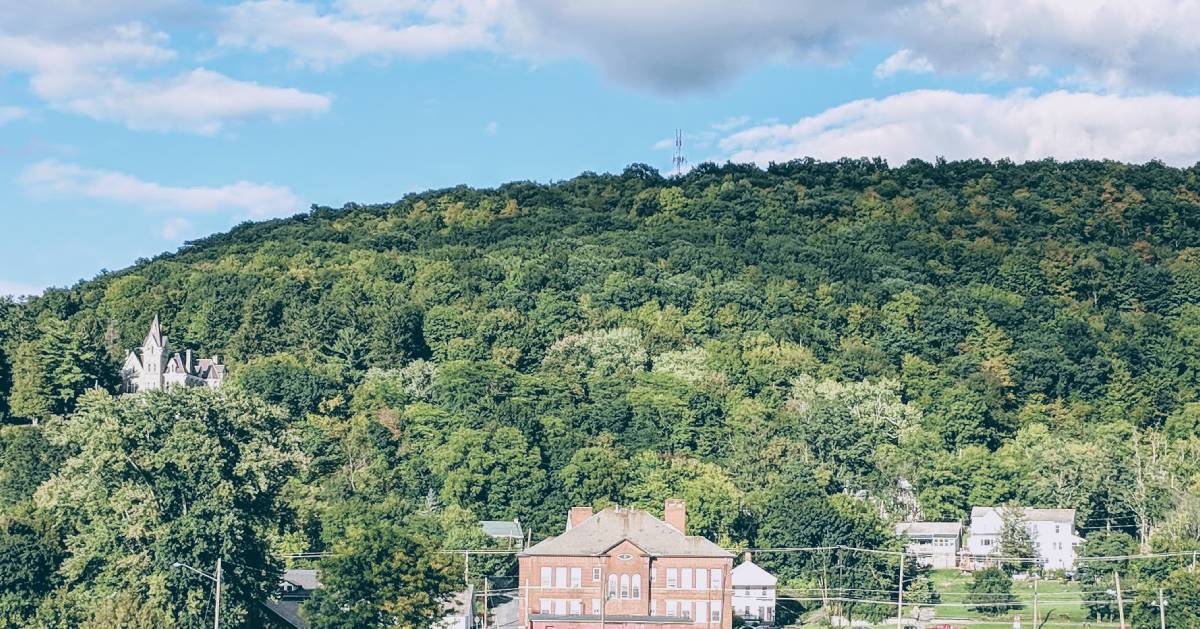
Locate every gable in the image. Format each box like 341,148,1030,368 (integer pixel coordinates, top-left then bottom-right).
603,538,650,559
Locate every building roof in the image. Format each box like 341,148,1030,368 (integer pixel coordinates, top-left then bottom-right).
480,520,523,539
263,599,306,629
144,314,164,348
281,569,322,591
731,560,777,586
519,507,732,558
896,521,963,537
971,507,1075,523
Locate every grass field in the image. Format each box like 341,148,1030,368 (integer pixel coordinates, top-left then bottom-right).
866,570,1122,629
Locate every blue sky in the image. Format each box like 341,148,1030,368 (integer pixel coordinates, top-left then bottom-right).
4,0,1200,295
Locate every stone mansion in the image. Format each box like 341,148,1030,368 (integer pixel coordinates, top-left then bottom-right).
121,315,225,393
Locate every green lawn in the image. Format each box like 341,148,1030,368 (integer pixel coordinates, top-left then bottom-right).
868,570,1122,628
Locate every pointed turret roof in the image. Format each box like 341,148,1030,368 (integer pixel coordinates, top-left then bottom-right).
143,314,164,348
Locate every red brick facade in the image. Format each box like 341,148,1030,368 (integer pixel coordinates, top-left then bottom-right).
517,502,733,629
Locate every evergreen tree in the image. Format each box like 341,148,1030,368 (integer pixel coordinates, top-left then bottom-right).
998,505,1039,574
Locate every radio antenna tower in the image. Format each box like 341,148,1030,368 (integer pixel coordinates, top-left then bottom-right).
672,129,688,176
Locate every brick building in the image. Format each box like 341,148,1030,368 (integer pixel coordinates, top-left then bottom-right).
517,500,734,628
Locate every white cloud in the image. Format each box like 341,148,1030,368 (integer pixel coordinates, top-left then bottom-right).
484,120,498,134
218,0,497,67
159,217,194,240
718,90,1200,166
52,68,331,134
0,106,27,124
21,160,305,219
654,117,756,152
0,9,330,133
0,280,44,298
0,25,175,77
874,49,933,78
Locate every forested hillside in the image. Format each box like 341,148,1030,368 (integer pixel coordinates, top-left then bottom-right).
3,158,1200,626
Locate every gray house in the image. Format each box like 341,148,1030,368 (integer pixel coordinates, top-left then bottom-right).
895,521,962,569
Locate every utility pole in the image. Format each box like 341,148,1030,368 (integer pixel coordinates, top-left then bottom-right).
482,577,489,629
1032,577,1038,628
171,560,222,629
1114,571,1127,629
213,557,222,629
1157,587,1167,629
522,575,528,629
600,562,607,628
895,557,904,629
464,551,470,588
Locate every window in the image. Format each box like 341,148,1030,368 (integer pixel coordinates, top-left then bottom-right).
667,568,678,589
711,601,722,622
681,568,693,589
632,574,642,599
570,567,582,588
982,538,993,547
1055,524,1061,534
711,569,722,590
592,567,601,582
695,601,707,624
541,567,552,588
553,599,567,615
591,599,601,615
650,567,657,584
667,600,678,617
620,574,630,599
650,600,657,615
681,602,692,619
538,599,546,613
607,574,617,598
569,600,582,615
696,568,708,590
556,567,567,588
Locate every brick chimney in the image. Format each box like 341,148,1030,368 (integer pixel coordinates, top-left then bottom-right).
567,506,594,530
664,499,686,533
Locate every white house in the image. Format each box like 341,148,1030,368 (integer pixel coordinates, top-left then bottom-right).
895,521,962,569
731,559,776,626
965,507,1083,571
121,315,225,393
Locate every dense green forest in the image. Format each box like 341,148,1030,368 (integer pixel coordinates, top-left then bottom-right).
2,158,1200,627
